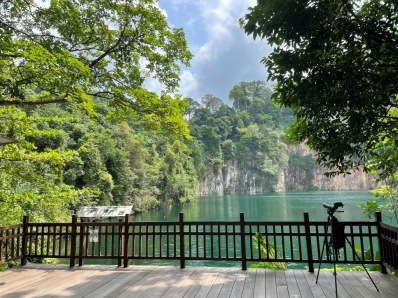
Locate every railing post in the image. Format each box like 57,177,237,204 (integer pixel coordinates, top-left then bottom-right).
376,211,387,274
179,213,185,269
79,223,85,266
0,229,3,263
118,217,123,267
304,212,314,272
123,214,130,268
70,215,77,267
240,212,247,270
21,215,29,266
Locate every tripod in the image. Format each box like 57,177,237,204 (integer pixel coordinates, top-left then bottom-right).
315,202,379,298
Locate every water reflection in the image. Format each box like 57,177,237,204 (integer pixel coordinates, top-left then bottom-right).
132,191,372,223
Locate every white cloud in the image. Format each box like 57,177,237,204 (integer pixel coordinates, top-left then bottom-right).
143,77,164,95
196,42,218,62
179,70,198,98
159,0,272,102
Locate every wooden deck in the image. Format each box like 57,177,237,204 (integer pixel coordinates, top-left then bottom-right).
0,264,397,297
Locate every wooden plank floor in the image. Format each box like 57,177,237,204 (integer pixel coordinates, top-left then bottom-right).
0,264,397,297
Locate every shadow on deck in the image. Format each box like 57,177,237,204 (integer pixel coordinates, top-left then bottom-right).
0,264,397,298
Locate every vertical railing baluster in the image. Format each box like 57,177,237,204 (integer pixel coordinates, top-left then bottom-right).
350,225,355,261
96,224,100,257
104,225,108,257
232,224,236,259
11,227,15,260
188,224,191,258
359,225,365,261
297,224,303,261
145,224,149,258
282,225,286,260
166,225,169,258
91,225,95,257
78,223,86,266
225,225,229,259
289,225,294,260
368,224,374,262
52,225,56,257
131,224,136,260
265,225,270,260
203,224,206,259
159,224,163,258
5,229,9,261
152,225,156,258
210,224,214,259
174,223,177,258
273,225,277,261
64,225,69,258
196,224,199,257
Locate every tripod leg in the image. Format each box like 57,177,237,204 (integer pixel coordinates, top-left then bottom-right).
332,248,338,298
345,237,379,292
316,224,329,284
316,238,326,283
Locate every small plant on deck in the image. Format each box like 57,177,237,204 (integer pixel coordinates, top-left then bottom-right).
250,232,287,270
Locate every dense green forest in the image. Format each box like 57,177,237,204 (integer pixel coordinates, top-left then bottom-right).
0,79,297,225
0,102,194,225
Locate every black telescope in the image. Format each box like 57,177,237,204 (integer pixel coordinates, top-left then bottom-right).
323,202,344,214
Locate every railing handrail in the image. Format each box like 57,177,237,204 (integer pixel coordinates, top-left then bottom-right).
0,224,23,231
380,222,398,232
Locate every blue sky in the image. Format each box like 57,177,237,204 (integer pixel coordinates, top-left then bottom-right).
157,0,273,104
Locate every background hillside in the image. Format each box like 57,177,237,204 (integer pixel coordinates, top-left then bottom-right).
187,81,377,195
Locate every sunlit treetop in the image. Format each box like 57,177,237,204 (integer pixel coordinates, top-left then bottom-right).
0,0,193,137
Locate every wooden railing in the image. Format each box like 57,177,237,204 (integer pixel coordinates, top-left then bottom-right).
1,212,397,273
378,221,398,272
0,223,23,264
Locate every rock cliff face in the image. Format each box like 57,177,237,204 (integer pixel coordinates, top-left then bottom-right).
274,165,376,192
197,160,266,195
197,144,378,196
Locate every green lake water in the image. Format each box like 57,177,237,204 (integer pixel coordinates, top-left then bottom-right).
132,190,372,222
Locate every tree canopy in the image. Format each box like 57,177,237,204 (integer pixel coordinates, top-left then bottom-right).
241,0,398,176
0,102,198,225
0,0,192,137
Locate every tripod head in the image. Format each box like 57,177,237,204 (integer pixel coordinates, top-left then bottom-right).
323,202,344,216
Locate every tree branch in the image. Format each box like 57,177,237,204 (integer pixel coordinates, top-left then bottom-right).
89,25,128,68
342,2,398,55
0,96,69,106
